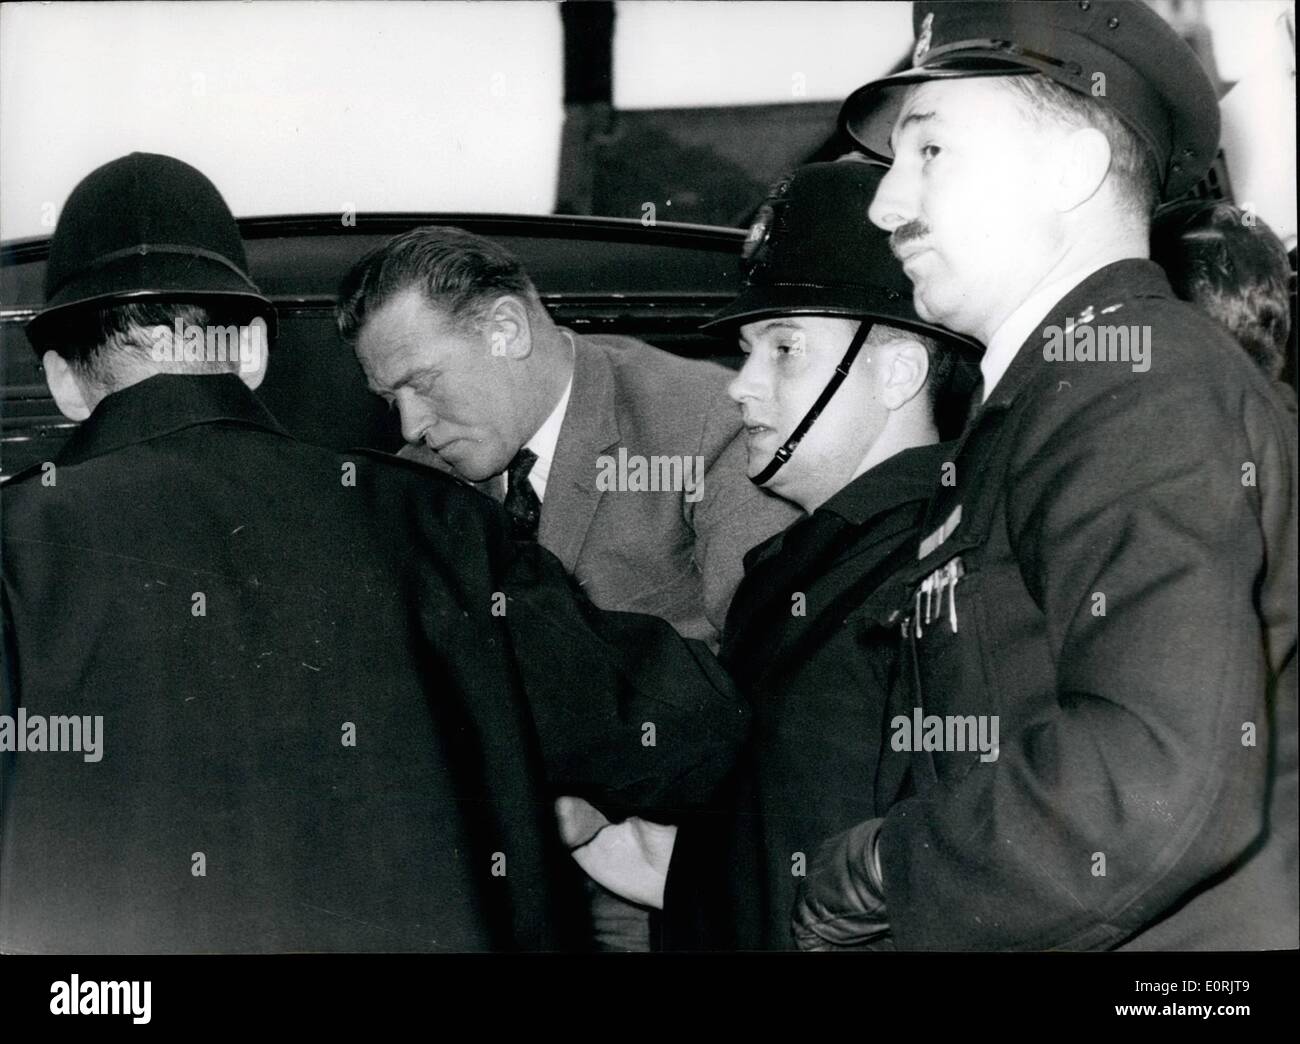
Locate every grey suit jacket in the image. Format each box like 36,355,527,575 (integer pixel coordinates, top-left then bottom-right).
403,330,800,646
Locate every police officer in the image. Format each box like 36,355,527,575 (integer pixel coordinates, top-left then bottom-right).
793,0,1298,950
0,153,748,952
560,161,980,949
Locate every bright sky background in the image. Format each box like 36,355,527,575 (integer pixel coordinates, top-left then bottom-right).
613,1,912,108
0,0,1293,242
0,0,565,241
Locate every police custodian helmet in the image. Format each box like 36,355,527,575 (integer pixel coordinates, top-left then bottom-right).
706,160,980,484
705,159,979,353
26,152,275,353
839,0,1219,202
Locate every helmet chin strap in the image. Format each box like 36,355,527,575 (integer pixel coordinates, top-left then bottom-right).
750,319,874,487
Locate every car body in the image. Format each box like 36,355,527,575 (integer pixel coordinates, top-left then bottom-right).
0,213,749,481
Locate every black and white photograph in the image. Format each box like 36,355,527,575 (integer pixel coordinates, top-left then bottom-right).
0,0,1296,1022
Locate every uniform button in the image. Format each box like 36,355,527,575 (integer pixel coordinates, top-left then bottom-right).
1107,15,1120,28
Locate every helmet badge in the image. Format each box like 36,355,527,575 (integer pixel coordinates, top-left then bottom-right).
913,12,934,66
743,204,773,259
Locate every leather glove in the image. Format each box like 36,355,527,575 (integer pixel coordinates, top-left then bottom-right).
792,817,889,950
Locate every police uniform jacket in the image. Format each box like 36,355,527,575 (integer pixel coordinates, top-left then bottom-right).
0,374,747,953
882,259,1298,950
664,442,950,949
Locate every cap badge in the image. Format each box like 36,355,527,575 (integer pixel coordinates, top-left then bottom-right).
913,12,934,66
742,204,773,263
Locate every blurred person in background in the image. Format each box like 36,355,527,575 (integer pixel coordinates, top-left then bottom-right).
1153,200,1296,408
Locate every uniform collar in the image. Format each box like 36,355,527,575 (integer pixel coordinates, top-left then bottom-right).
980,268,1104,401
981,259,1175,413
815,439,953,527
743,441,950,573
55,372,291,467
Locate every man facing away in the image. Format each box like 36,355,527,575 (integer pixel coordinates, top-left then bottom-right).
0,153,748,953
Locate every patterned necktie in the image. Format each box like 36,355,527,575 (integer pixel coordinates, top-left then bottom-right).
504,447,542,541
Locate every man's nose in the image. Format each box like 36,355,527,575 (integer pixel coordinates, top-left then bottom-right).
868,162,912,232
728,352,768,407
395,390,433,445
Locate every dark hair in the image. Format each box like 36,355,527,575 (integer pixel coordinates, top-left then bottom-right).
1152,202,1292,380
46,301,251,388
1000,74,1161,221
336,226,538,343
919,331,956,412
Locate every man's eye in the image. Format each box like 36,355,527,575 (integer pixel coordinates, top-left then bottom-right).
921,143,942,161
775,341,804,357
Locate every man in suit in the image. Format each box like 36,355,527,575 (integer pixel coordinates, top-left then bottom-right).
793,0,1297,950
335,225,799,949
336,227,799,649
0,153,748,953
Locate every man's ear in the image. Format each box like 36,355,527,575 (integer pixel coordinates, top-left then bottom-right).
237,317,270,391
484,296,533,360
42,350,94,421
1050,126,1111,213
877,339,930,411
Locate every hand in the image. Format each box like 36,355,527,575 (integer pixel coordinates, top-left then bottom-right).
554,795,611,849
792,817,890,950
553,797,677,909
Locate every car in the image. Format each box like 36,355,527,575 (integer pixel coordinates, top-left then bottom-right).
0,213,749,481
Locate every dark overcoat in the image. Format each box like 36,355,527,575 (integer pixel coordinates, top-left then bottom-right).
883,260,1298,950
664,442,951,949
0,374,746,953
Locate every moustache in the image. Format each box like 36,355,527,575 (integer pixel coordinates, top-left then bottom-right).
890,220,930,259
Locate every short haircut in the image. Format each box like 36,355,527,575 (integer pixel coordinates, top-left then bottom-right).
336,226,539,343
868,322,957,409
1152,202,1292,381
1000,73,1161,221
869,321,975,439
45,302,243,391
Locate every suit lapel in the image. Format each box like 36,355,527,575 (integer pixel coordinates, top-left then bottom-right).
540,333,620,572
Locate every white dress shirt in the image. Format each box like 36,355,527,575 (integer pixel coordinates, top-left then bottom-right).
508,330,575,502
